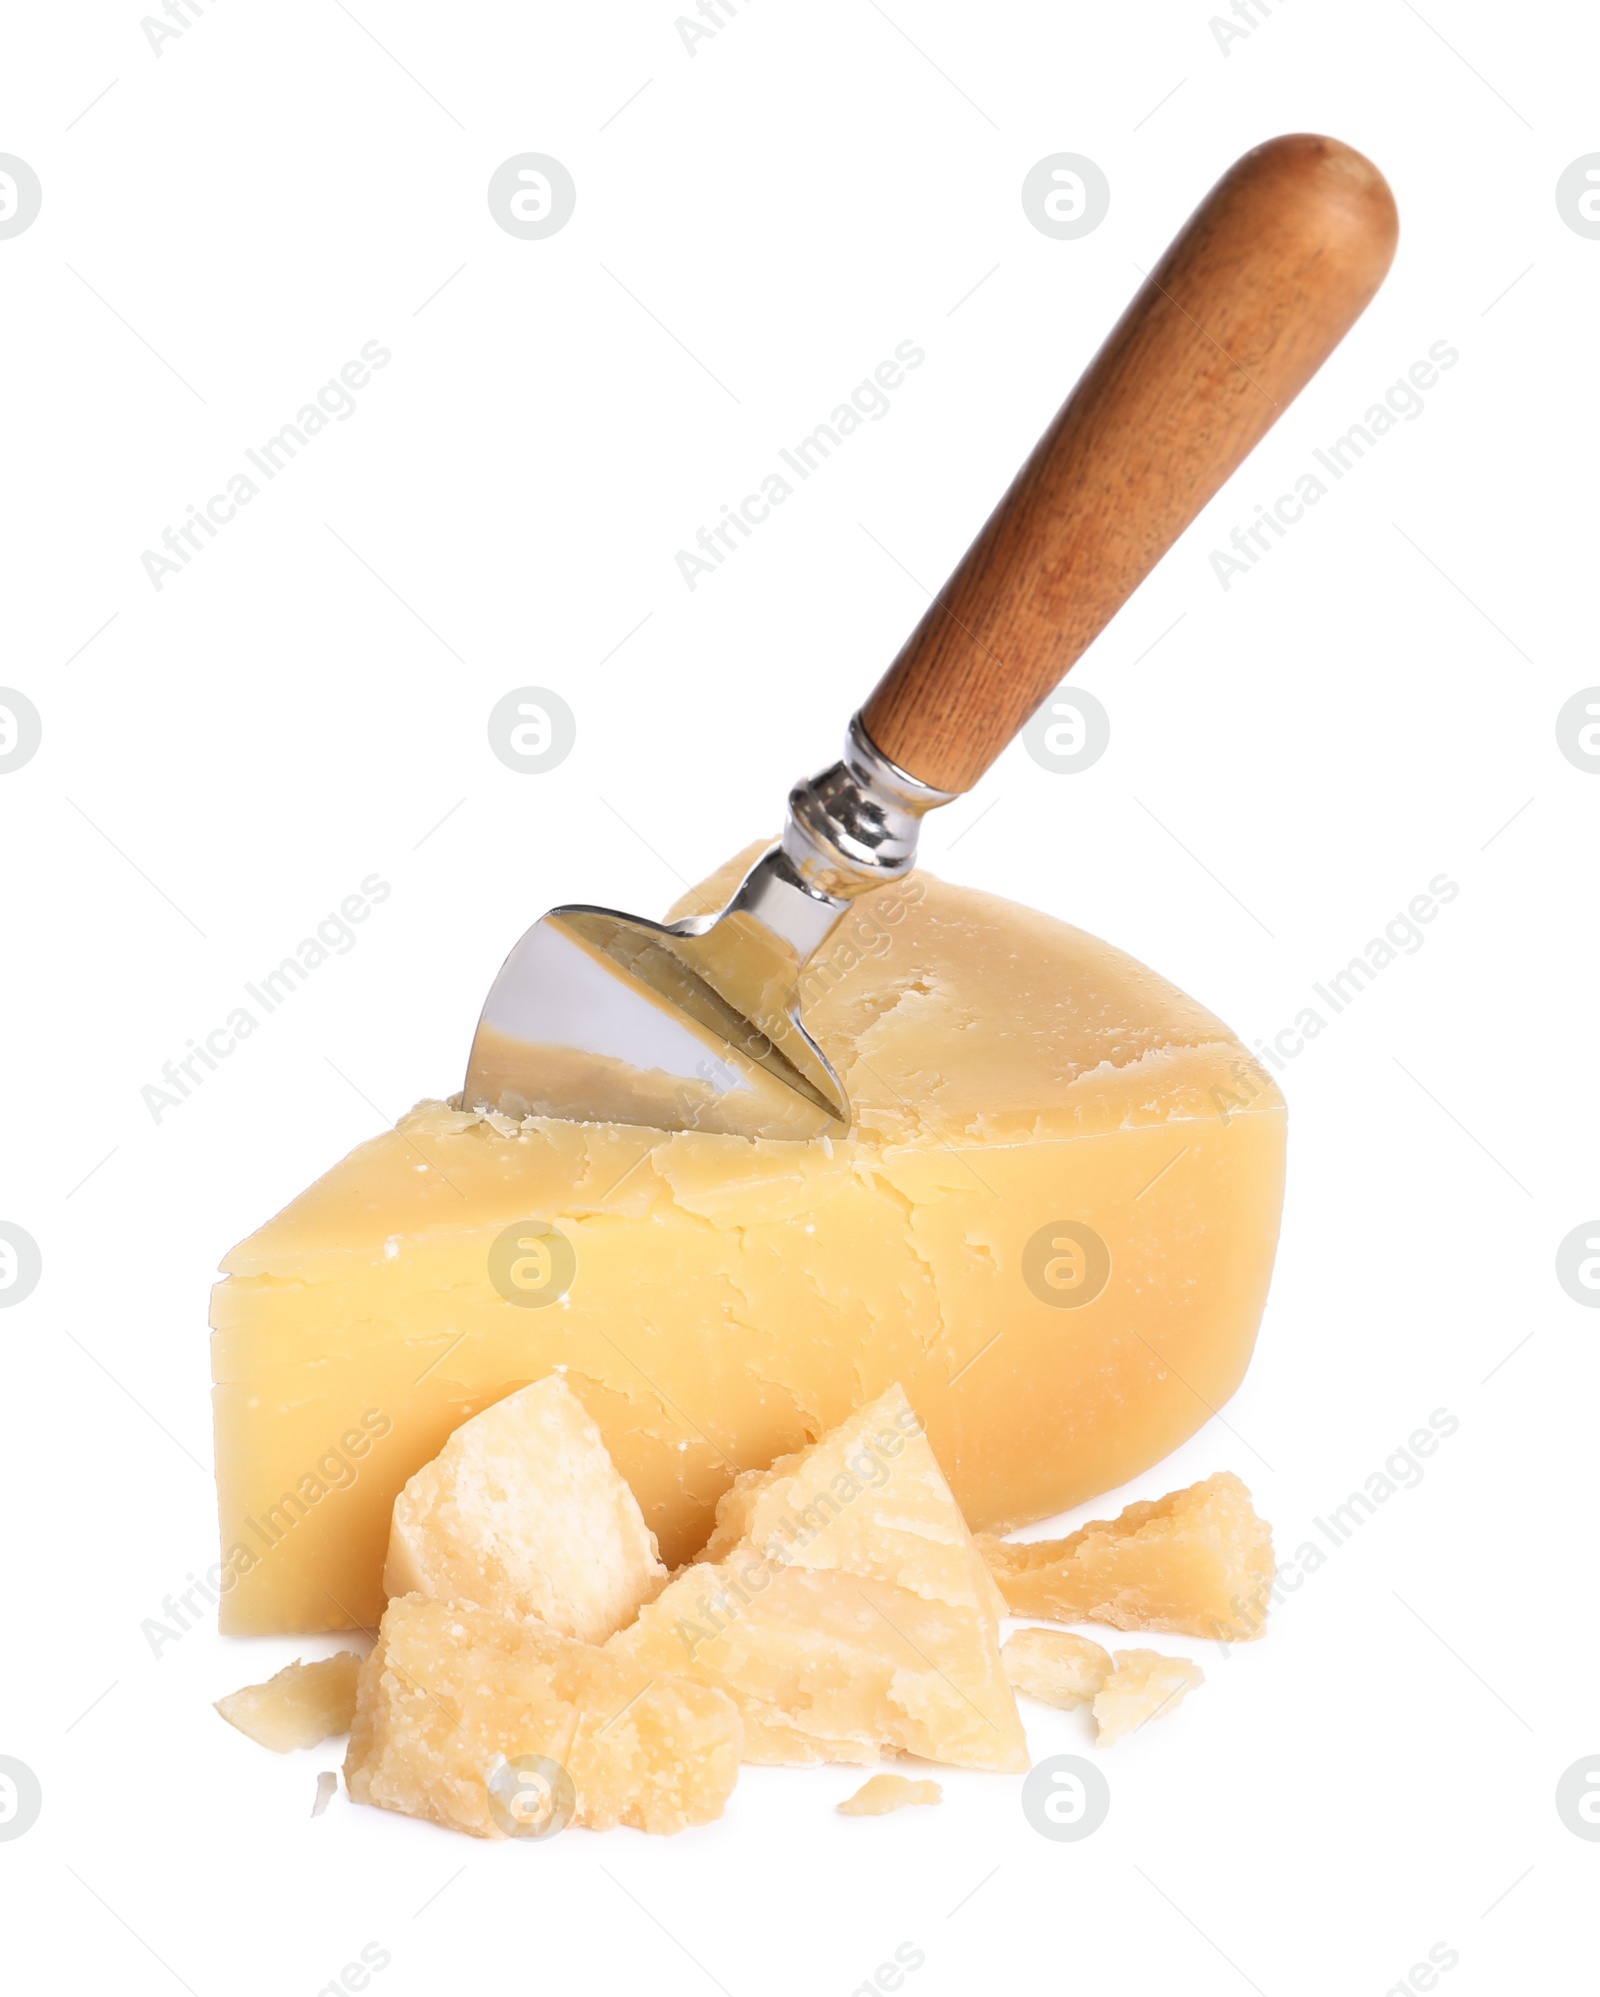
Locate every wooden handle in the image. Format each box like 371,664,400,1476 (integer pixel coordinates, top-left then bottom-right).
860,133,1398,793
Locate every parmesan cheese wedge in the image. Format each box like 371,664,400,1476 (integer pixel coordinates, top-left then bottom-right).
211,862,1286,1635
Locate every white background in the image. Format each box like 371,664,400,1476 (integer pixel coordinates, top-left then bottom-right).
2,1,1597,1991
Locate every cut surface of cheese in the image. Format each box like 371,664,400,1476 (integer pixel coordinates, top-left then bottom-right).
838,1774,942,1816
212,856,1286,1632
214,1652,361,1751
1092,1649,1205,1747
343,1594,740,1837
1001,1628,1112,1710
608,1387,1028,1772
383,1374,665,1642
978,1473,1274,1642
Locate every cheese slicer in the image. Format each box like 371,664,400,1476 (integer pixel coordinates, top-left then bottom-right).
465,132,1397,1141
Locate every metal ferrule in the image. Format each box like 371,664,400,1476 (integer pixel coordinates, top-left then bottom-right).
780,711,957,904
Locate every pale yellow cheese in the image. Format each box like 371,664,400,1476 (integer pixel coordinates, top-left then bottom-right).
1092,1649,1205,1747
214,1652,361,1751
211,857,1285,1633
384,1375,665,1641
838,1774,942,1815
978,1473,1275,1641
1001,1628,1112,1710
607,1387,1028,1772
343,1593,740,1837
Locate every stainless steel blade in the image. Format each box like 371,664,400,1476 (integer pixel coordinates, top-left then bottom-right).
463,716,955,1140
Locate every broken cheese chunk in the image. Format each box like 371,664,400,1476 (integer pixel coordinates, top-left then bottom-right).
608,1386,1028,1772
384,1374,665,1642
214,1652,362,1752
211,859,1285,1632
838,1774,942,1816
1001,1629,1112,1710
344,1594,740,1837
978,1473,1274,1642
1092,1650,1205,1747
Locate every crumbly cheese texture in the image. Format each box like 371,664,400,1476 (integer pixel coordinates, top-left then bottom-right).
838,1774,943,1816
977,1473,1275,1642
608,1387,1028,1772
214,1652,362,1752
384,1375,665,1642
343,1594,740,1837
211,855,1286,1633
1092,1649,1205,1747
1001,1628,1112,1710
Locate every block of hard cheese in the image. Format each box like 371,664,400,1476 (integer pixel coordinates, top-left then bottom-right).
211,854,1285,1632
384,1374,666,1642
607,1386,1027,1771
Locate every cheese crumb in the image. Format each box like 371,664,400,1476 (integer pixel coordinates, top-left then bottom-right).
1092,1649,1205,1747
977,1473,1274,1642
214,1653,362,1752
1001,1628,1111,1710
838,1773,942,1816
